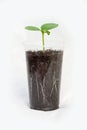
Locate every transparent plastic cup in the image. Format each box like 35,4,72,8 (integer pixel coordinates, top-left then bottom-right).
23,41,64,111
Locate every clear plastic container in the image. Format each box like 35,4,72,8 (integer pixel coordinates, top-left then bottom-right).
23,41,64,111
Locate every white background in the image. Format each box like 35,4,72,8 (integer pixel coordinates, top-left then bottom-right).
0,0,87,129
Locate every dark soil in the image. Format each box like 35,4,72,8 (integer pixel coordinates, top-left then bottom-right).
26,50,63,111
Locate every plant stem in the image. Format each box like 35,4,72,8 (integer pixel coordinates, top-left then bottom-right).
42,32,45,52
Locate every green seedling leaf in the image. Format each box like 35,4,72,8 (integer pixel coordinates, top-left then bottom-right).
42,30,50,35
41,23,58,31
46,30,50,35
25,26,40,31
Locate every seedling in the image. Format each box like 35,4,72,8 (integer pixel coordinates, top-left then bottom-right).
25,23,58,52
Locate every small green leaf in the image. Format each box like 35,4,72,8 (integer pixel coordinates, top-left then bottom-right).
41,23,58,31
25,26,40,31
42,30,50,35
46,30,50,35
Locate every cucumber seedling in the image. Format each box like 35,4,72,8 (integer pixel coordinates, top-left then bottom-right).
25,23,58,52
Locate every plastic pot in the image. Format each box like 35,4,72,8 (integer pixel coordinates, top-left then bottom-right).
25,44,63,111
